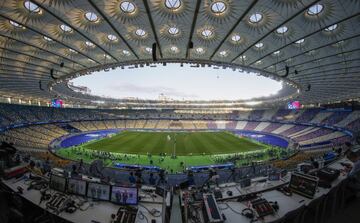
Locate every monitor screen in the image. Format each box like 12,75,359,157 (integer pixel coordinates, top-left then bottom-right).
87,182,110,201
67,178,87,196
110,186,138,205
289,172,318,198
49,174,67,192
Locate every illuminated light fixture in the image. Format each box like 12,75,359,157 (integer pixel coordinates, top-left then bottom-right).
295,38,305,44
9,20,23,28
85,41,94,47
165,0,181,10
107,34,118,41
170,46,178,53
168,27,179,35
254,42,264,48
219,50,228,57
273,50,280,55
120,1,136,13
122,50,130,55
103,54,111,59
249,13,263,23
135,29,146,37
84,12,99,22
43,36,53,41
324,24,337,32
60,24,72,32
307,4,324,15
145,47,152,53
196,47,205,54
211,1,227,14
231,34,241,42
276,26,288,34
201,29,213,38
24,1,40,13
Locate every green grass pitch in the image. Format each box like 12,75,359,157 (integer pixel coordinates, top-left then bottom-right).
82,131,266,155
57,131,274,171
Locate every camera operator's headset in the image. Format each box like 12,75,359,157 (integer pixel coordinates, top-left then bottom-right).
241,208,255,219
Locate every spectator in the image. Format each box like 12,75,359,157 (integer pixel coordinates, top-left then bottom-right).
71,164,79,177
157,170,166,185
27,160,43,176
187,171,195,186
345,150,360,199
207,168,219,186
149,173,156,185
42,157,51,174
136,176,142,187
77,159,86,174
128,172,136,184
347,150,360,177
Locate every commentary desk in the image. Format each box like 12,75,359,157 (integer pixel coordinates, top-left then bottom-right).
180,157,353,223
1,173,168,223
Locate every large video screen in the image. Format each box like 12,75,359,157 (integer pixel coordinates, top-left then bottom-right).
287,101,301,109
110,186,138,205
50,99,63,108
87,182,110,201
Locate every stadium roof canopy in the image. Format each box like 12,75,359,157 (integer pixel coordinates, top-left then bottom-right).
0,0,359,108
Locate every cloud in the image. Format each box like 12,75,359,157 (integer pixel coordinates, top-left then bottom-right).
109,83,198,99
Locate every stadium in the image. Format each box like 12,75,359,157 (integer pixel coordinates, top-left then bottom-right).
0,1,359,223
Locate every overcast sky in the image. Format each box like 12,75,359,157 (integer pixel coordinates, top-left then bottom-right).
72,63,283,101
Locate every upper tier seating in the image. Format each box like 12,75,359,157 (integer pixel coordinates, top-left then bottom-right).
0,103,359,133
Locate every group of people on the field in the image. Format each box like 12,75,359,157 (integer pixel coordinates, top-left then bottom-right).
128,169,167,186
211,147,284,165
68,147,138,162
212,151,266,164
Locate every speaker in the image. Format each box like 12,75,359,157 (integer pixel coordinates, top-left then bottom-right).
152,43,157,61
189,41,194,49
281,65,289,77
50,69,56,80
39,81,44,91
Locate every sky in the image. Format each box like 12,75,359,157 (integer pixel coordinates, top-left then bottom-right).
71,63,283,101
